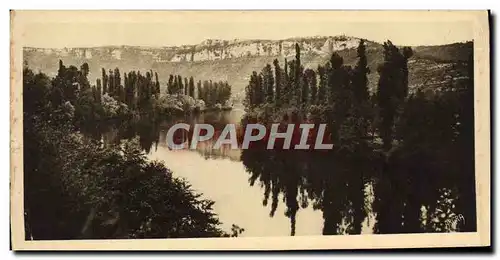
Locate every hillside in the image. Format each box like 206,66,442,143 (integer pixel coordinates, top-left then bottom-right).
23,36,473,103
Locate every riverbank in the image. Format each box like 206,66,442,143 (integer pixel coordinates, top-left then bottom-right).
22,66,239,240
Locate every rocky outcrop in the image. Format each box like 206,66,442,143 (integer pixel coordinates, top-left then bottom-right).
24,35,361,64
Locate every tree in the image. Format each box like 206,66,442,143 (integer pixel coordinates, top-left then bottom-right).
177,75,184,95
125,72,135,108
352,39,370,105
114,68,125,103
102,68,108,95
53,61,80,105
327,52,344,103
303,69,317,106
256,73,264,106
262,64,274,104
376,40,411,151
350,39,372,138
373,41,414,234
317,65,327,105
282,59,290,106
273,59,282,107
95,79,102,103
244,72,262,110
197,80,202,100
108,69,115,99
188,76,195,98
154,72,160,98
293,44,303,106
79,63,91,90
167,74,174,95
202,80,209,104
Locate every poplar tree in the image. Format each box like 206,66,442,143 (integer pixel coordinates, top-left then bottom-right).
327,52,344,104
189,76,195,98
115,68,125,103
108,69,115,99
95,78,102,103
154,72,160,98
124,73,129,105
263,64,274,104
197,80,202,100
79,63,91,90
305,69,317,105
273,59,282,107
167,74,174,95
351,39,371,138
244,72,260,110
101,68,108,95
352,39,370,105
376,40,411,151
177,75,184,95
282,59,290,106
317,65,327,105
202,80,209,103
293,43,302,106
125,72,135,107
301,70,310,106
256,73,264,106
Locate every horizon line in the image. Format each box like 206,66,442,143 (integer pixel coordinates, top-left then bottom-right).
22,35,474,50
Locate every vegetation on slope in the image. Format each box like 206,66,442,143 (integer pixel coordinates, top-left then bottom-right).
23,37,473,102
23,64,242,240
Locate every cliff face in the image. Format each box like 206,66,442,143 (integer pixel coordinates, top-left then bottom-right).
170,36,360,62
23,36,473,102
24,35,360,63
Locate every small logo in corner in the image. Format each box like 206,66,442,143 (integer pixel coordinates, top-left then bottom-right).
445,214,465,231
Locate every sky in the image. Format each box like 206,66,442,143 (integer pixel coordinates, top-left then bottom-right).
15,11,475,48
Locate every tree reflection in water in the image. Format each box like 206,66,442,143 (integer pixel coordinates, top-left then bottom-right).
94,103,475,236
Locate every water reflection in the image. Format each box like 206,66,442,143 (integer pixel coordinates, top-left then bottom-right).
240,125,378,235
88,109,472,237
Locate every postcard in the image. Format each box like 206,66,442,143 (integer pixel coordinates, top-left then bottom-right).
10,10,490,250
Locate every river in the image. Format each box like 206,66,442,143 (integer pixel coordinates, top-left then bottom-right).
143,109,376,237
96,109,463,236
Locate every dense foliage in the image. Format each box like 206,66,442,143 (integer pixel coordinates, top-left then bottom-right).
52,60,234,125
167,74,232,109
241,40,475,235
23,63,238,239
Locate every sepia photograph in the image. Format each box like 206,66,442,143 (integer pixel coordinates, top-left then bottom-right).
10,10,490,250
